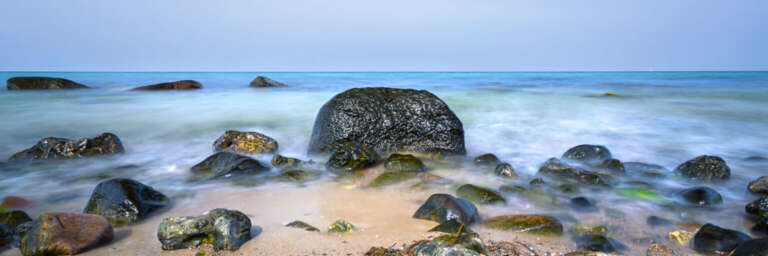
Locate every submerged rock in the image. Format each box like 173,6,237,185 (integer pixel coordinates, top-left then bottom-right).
413,194,478,225
754,216,768,234
308,87,465,155
325,142,379,173
746,196,768,217
273,170,321,183
646,216,673,227
327,219,355,233
157,208,251,251
0,210,33,232
570,224,611,236
494,163,517,178
7,77,88,90
456,184,506,204
594,159,626,176
20,213,113,256
473,153,500,167
482,215,563,235
370,172,416,187
679,186,723,207
271,154,303,170
384,153,426,172
691,223,751,254
249,76,287,87
562,145,612,164
729,238,768,256
1,196,32,210
748,176,768,196
538,158,610,186
83,178,170,226
285,220,319,232
213,130,278,154
574,235,626,253
674,155,731,182
9,133,124,161
190,152,269,181
0,224,11,247
569,196,598,212
131,80,202,90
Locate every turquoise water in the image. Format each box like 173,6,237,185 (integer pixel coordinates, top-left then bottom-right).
0,71,767,205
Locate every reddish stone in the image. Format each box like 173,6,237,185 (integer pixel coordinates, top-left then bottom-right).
131,80,202,90
20,213,114,255
1,196,33,209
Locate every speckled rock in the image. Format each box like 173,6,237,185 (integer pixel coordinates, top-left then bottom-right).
20,213,113,255
271,154,303,170
9,133,124,162
83,178,170,226
7,77,88,90
213,130,278,154
562,145,612,164
495,163,517,178
131,80,202,90
189,152,269,181
157,208,251,251
674,155,730,182
746,196,768,217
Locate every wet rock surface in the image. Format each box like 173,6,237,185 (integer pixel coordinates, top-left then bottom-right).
83,178,170,226
456,184,506,204
573,235,626,253
308,87,466,155
678,186,723,207
189,152,269,181
213,130,278,154
691,223,751,254
569,196,598,212
327,219,355,234
370,172,416,187
537,158,610,186
384,153,426,172
285,220,319,232
561,145,612,164
157,208,251,251
249,76,287,87
131,80,202,90
674,155,730,182
9,133,124,162
748,176,768,196
746,196,768,217
20,213,114,256
473,153,500,167
729,238,768,256
645,216,673,227
494,163,517,178
325,142,379,173
482,215,563,235
7,77,88,90
413,194,478,225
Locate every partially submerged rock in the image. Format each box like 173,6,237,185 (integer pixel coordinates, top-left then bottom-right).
646,243,677,256
131,80,202,90
746,196,768,217
325,142,379,173
370,172,416,187
213,130,278,154
157,208,251,251
674,155,730,182
413,194,478,225
384,153,426,172
691,223,751,254
729,238,768,256
285,220,319,232
0,210,33,239
562,145,612,164
573,235,626,253
473,153,500,167
271,154,303,170
537,158,610,186
327,219,355,234
9,133,124,161
678,186,722,207
190,152,269,181
83,178,170,226
645,216,673,227
456,184,506,204
0,224,11,247
249,76,287,87
308,87,466,155
20,213,113,255
668,229,693,246
594,159,625,176
748,176,768,196
273,170,321,183
409,240,484,256
569,196,598,212
482,215,563,235
7,77,88,90
495,163,517,178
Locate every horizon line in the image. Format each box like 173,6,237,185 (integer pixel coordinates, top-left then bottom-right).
1,70,767,73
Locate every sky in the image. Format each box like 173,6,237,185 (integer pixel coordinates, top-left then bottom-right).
0,0,767,71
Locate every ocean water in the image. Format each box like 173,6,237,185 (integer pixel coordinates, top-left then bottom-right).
1,72,767,249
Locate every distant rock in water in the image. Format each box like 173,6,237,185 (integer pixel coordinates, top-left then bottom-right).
691,223,751,253
189,152,269,181
308,87,466,155
679,186,723,207
7,77,88,90
213,130,278,154
9,133,124,162
20,213,113,256
83,178,170,226
131,80,202,90
674,155,731,182
249,76,287,87
561,145,612,164
157,208,251,251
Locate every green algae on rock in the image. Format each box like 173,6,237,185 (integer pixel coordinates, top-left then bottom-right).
7,77,88,90
384,153,426,172
285,220,319,232
325,142,379,174
615,188,666,202
9,133,124,162
213,130,278,154
748,176,768,196
482,215,563,235
537,158,610,186
157,208,252,251
189,152,269,181
327,219,355,234
20,213,114,256
83,178,170,226
271,154,303,170
456,184,506,204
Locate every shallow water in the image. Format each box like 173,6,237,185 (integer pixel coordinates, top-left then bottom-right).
1,71,768,254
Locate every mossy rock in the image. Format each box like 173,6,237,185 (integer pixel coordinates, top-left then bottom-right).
409,240,484,256
428,219,474,234
327,219,355,234
482,215,563,235
431,232,487,255
616,188,667,203
748,176,768,196
271,154,302,170
473,153,500,167
594,159,625,176
83,178,170,226
370,172,416,187
157,208,251,251
213,130,278,155
574,235,626,253
20,213,114,256
365,247,404,256
325,142,379,174
570,224,611,236
384,153,426,172
499,185,556,206
674,155,730,182
456,184,506,204
273,170,321,183
537,158,610,186
9,133,124,162
285,220,319,232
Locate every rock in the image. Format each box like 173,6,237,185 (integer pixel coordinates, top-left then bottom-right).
646,243,677,256
538,158,610,186
691,223,751,254
9,133,124,161
428,219,475,234
430,232,487,255
157,208,251,251
7,77,88,90
20,213,113,255
482,215,563,235
748,176,768,196
0,210,33,235
529,177,546,186
249,76,286,87
744,156,768,161
602,92,618,97
285,220,319,232
495,163,517,178
271,154,303,170
624,162,668,173
131,80,202,90
0,224,12,247
646,216,673,227
729,238,768,256
574,235,626,253
754,216,768,234
370,172,416,187
384,153,426,172
746,196,768,217
679,186,723,207
189,152,269,181
413,194,478,225
308,87,465,155
365,247,403,256
456,184,506,204
409,240,483,256
674,155,730,182
569,197,598,212
83,178,170,226
1,196,32,209
473,153,500,167
213,130,278,154
499,185,557,206
327,219,355,233
570,224,611,236
562,145,612,164
325,142,379,173
273,170,321,183
668,230,693,246
594,159,626,176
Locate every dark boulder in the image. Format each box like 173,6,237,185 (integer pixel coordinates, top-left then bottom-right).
157,208,251,251
729,238,768,256
456,184,506,204
213,130,278,154
190,152,269,181
473,153,500,167
325,142,379,174
20,213,114,256
691,223,751,254
746,196,768,217
308,87,465,155
131,80,202,90
83,178,170,226
249,76,287,87
413,194,478,225
562,145,612,164
7,77,88,90
674,155,730,182
748,176,768,196
679,186,723,207
0,210,33,239
9,133,124,162
569,197,598,212
384,153,426,172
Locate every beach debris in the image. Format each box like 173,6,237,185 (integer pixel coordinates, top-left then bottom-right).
83,178,170,226
131,80,202,90
157,208,252,251
674,155,731,182
20,213,113,255
9,133,124,162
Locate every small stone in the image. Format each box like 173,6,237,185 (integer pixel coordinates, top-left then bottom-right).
9,133,124,162
20,213,114,255
271,154,303,170
569,197,598,212
473,153,500,167
574,235,626,253
327,220,355,234
748,176,768,196
213,130,278,154
679,186,723,207
0,210,33,236
285,220,319,232
646,243,677,256
594,159,626,176
494,163,517,178
370,172,416,187
562,145,612,164
0,196,32,209
413,194,478,225
668,230,693,246
384,153,426,172
273,170,321,183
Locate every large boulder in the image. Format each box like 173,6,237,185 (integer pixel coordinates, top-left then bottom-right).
413,194,478,225
20,213,114,256
9,133,124,162
691,223,751,254
674,155,730,182
308,87,465,155
131,80,202,90
7,77,88,90
157,208,251,251
249,76,287,87
213,130,278,154
84,178,170,226
189,152,269,181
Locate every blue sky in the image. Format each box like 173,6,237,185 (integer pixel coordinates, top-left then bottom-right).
1,0,766,71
